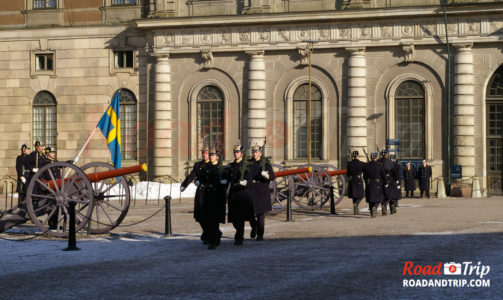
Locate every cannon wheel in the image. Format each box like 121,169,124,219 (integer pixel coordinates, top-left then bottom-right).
319,164,347,207
25,161,94,238
80,162,130,234
292,164,332,210
269,164,294,215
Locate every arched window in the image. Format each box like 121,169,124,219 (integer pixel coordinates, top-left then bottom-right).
197,86,224,151
293,83,322,159
395,81,425,158
487,66,503,195
33,91,57,148
119,89,137,160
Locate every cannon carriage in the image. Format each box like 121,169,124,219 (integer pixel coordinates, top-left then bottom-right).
269,164,347,215
0,161,146,237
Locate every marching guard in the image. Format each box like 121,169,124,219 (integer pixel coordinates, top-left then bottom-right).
248,143,275,241
363,152,386,218
346,150,366,215
378,149,397,216
199,146,227,250
15,144,30,204
227,142,257,245
180,145,210,243
389,153,401,213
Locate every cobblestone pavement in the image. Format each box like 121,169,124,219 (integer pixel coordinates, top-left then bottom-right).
0,196,502,299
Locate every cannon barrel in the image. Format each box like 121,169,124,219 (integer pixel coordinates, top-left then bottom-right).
274,166,312,178
44,163,147,190
295,168,347,180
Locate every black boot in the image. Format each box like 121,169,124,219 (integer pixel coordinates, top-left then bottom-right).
353,203,359,215
371,207,377,218
390,204,397,214
382,205,388,216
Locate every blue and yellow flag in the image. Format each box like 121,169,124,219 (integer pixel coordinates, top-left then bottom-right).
97,91,121,169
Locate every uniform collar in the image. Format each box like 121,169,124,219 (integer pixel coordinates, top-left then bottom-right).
235,158,242,163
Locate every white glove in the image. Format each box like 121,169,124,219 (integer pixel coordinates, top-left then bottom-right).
20,176,26,184
32,168,38,173
397,186,401,189
195,180,200,187
180,186,186,192
220,179,228,185
385,184,389,188
239,180,247,187
261,171,269,179
396,181,400,185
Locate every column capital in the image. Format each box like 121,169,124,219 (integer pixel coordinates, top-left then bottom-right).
453,43,473,50
152,51,170,59
245,50,265,57
346,47,365,54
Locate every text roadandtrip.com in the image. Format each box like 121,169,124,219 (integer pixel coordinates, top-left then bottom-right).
402,261,491,288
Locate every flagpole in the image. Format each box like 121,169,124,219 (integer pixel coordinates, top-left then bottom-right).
64,127,98,178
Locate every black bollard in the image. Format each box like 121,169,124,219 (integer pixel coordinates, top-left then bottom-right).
330,186,337,215
286,190,293,222
164,196,172,236
63,201,80,251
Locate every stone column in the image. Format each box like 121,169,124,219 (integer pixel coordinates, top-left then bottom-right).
153,54,172,177
453,43,475,178
246,51,267,146
346,47,367,158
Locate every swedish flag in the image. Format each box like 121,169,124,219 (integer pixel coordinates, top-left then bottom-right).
97,91,121,169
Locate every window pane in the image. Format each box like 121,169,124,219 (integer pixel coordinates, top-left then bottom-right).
119,89,137,160
197,86,224,153
395,81,425,159
293,84,322,159
33,91,57,148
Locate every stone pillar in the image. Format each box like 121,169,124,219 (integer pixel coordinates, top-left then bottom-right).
346,47,367,159
246,51,267,146
153,54,172,177
453,43,475,178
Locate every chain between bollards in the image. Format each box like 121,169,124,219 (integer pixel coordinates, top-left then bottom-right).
63,200,80,251
164,196,172,236
330,185,337,215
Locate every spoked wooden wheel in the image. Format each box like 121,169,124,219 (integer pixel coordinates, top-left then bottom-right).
292,164,332,210
81,162,130,234
319,164,347,207
25,161,94,238
269,164,294,215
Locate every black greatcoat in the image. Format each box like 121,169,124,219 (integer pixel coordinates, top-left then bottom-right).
417,165,432,191
23,151,49,195
248,159,275,215
393,161,402,200
16,154,27,194
363,161,386,203
346,159,366,199
227,159,255,223
200,163,226,224
378,158,397,199
403,167,416,192
181,160,208,222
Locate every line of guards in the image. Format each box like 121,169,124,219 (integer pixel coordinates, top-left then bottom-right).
180,142,274,250
347,150,433,218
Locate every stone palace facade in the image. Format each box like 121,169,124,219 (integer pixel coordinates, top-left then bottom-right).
1,0,502,195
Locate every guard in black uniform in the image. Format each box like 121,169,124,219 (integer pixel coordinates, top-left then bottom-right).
346,150,366,215
15,144,30,204
378,149,397,216
363,152,386,218
418,160,432,198
180,145,210,243
24,141,49,194
389,153,401,213
248,143,275,241
227,142,256,245
403,162,416,198
200,147,227,250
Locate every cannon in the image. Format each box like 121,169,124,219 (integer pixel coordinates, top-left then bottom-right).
0,161,146,237
269,164,347,214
